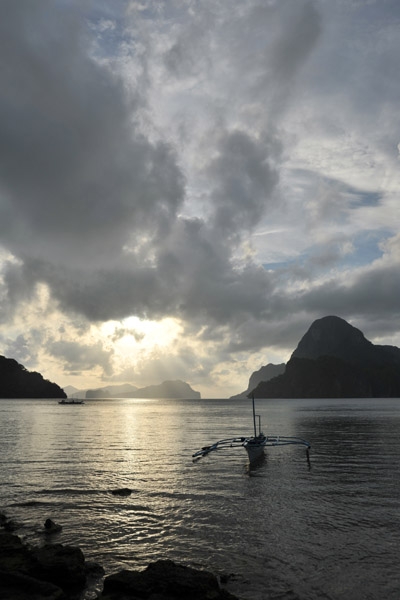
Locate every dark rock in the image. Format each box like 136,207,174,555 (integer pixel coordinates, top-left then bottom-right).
4,519,18,532
0,529,105,599
1,521,239,600
0,531,37,574
32,543,87,589
44,519,62,534
1,511,18,531
85,560,106,578
0,569,63,600
100,559,239,599
0,531,24,551
219,572,236,585
111,488,132,496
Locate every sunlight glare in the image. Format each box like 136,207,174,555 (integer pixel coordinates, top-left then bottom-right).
100,317,183,353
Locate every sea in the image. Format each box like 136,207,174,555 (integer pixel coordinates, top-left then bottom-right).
0,397,399,600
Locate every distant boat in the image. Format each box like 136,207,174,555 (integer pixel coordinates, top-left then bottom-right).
192,395,311,464
58,399,85,405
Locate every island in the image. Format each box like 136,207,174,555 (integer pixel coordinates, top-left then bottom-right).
0,356,66,398
250,316,400,398
84,380,201,399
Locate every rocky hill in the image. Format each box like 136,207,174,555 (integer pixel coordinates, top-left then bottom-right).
63,384,80,397
86,388,111,398
66,383,138,399
84,384,139,399
230,363,285,399
85,380,200,399
251,316,400,398
123,380,201,399
0,356,66,398
292,316,400,367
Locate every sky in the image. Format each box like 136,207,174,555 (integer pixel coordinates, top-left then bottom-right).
0,0,399,398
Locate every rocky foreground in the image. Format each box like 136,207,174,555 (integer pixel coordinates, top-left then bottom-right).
0,513,238,600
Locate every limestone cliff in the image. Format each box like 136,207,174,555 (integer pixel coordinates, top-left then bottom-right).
251,316,400,398
230,363,285,399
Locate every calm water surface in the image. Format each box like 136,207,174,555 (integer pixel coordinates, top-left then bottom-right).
0,397,399,599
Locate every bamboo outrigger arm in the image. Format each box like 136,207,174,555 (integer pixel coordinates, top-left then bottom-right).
192,434,311,459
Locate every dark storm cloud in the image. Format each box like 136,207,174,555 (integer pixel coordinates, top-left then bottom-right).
268,0,321,83
3,334,30,364
248,258,400,354
225,315,313,355
215,230,400,356
223,0,322,118
2,213,274,327
297,264,400,318
2,0,399,386
0,0,324,340
163,8,213,79
1,256,167,322
208,130,281,235
1,328,46,369
0,0,184,268
0,0,289,330
46,339,114,376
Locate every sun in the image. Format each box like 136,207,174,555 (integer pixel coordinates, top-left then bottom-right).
100,316,183,354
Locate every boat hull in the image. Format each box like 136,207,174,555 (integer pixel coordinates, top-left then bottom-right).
58,400,84,405
244,436,266,463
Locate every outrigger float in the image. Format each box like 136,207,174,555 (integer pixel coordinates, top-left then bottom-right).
192,395,311,464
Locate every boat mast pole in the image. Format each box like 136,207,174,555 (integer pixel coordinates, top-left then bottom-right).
252,393,257,437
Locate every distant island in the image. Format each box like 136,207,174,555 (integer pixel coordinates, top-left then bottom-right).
230,363,285,399
84,383,138,399
0,356,66,398
244,316,400,399
84,380,201,400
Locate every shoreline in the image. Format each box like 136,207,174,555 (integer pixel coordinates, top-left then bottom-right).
0,511,239,600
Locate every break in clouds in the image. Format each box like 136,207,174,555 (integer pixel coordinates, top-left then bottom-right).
0,0,400,393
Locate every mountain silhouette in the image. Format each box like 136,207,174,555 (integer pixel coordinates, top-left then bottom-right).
0,355,66,398
230,363,285,399
125,380,201,399
251,316,400,398
85,380,201,399
292,316,400,367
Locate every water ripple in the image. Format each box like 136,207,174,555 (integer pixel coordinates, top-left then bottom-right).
1,397,400,600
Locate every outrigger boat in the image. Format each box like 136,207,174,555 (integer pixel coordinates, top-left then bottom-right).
58,399,85,405
192,395,311,464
